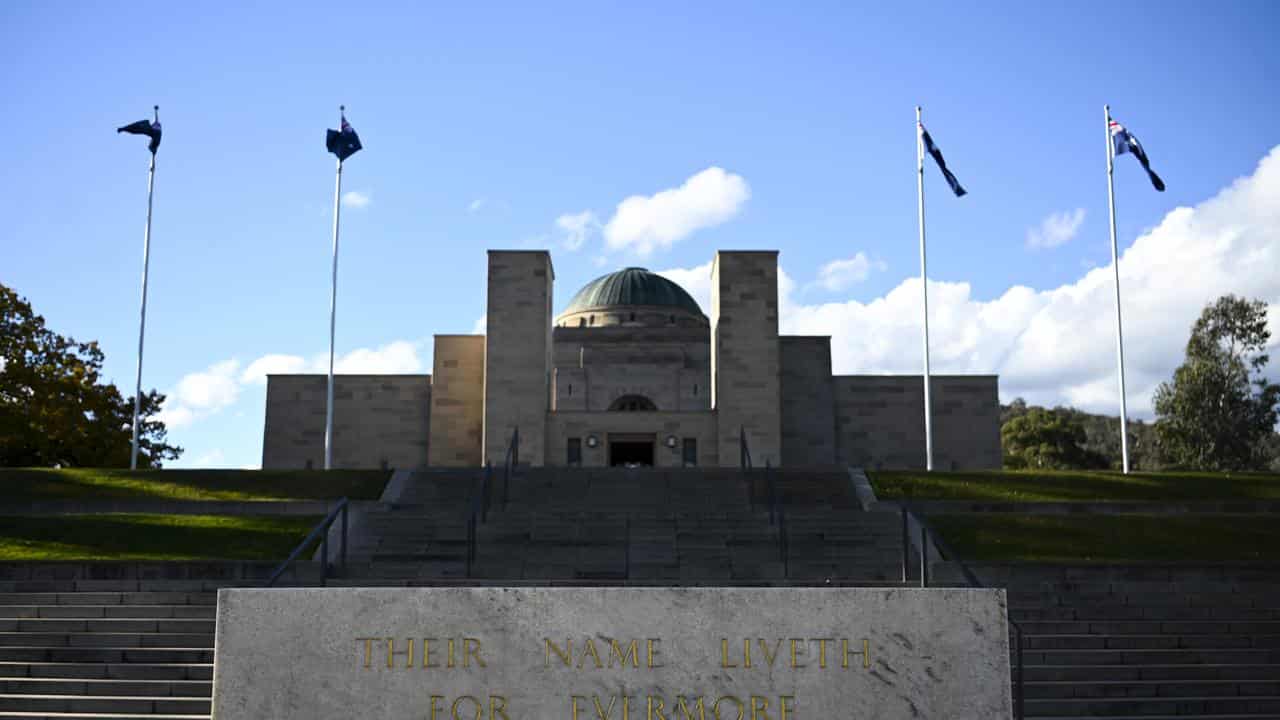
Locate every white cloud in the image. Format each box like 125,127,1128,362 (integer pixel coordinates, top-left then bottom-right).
1026,208,1086,250
556,211,599,251
814,253,887,292
157,359,242,429
467,198,487,213
781,147,1280,417
604,167,750,256
471,315,487,335
341,190,371,209
239,354,307,385
656,261,714,315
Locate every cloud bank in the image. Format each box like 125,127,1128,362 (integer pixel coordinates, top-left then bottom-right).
1026,208,1086,249
604,167,750,256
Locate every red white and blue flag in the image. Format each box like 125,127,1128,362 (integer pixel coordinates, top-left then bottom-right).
1109,119,1164,192
919,123,966,197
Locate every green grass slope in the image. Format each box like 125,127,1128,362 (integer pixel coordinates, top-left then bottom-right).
0,468,391,502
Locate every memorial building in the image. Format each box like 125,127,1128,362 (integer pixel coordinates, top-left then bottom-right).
262,250,1000,470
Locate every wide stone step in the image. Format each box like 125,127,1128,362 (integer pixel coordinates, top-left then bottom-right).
1017,620,1280,635
1023,663,1280,683
0,678,211,697
0,649,213,665
1023,635,1280,651
1022,648,1280,666
0,595,215,608
0,662,211,681
1023,694,1280,716
0,622,213,635
1024,678,1280,699
0,693,210,714
0,607,215,621
0,635,213,650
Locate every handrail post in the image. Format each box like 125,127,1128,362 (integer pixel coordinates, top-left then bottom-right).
919,524,929,588
1014,624,1024,720
340,502,348,576
900,505,909,583
625,517,631,582
321,530,329,587
482,466,491,523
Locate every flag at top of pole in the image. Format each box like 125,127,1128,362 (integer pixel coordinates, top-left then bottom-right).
915,107,968,472
323,106,361,470
1109,118,1165,192
117,105,161,470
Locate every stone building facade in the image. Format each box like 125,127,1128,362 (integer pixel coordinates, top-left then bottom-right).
263,250,1000,470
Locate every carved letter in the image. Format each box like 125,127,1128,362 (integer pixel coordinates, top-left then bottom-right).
386,638,413,669
423,638,441,668
750,696,771,720
647,638,663,668
675,696,706,720
719,639,737,668
593,695,618,720
571,695,587,720
713,696,743,720
464,638,487,668
757,639,781,668
815,638,832,669
429,695,445,720
579,638,604,669
609,639,640,668
452,695,482,720
355,637,375,669
788,638,805,669
490,696,510,720
648,695,668,720
546,638,573,667
779,696,794,720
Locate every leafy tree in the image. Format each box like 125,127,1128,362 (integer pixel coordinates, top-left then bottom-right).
0,283,181,467
1001,407,1109,470
1153,295,1280,470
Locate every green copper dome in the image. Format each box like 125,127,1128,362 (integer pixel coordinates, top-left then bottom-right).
562,267,704,317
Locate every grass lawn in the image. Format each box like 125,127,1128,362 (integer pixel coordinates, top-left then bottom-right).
0,468,391,502
0,514,322,561
869,469,1280,502
929,514,1280,563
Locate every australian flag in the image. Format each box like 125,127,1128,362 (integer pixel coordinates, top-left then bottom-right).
920,124,966,197
326,113,363,161
117,119,162,154
1109,119,1165,192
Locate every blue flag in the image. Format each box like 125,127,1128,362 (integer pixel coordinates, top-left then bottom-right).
117,119,162,154
919,124,966,197
326,113,363,161
1109,119,1164,192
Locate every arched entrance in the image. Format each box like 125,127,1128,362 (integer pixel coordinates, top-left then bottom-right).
608,394,657,412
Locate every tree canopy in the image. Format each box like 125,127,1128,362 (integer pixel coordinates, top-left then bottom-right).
1153,294,1280,471
1001,406,1110,470
0,283,181,467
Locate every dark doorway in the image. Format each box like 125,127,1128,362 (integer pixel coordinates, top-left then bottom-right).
609,440,654,467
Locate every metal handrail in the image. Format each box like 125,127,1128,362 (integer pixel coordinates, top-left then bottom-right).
468,427,519,577
901,503,1024,720
266,498,349,587
739,425,752,469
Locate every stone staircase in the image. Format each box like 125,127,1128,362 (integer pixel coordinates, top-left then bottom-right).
340,467,905,584
0,586,216,719
1000,569,1280,719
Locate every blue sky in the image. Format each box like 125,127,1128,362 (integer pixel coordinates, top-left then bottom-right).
3,1,1278,468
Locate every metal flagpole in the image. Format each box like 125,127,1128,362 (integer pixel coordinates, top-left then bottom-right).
324,106,345,471
916,106,934,472
129,105,159,470
1104,104,1131,474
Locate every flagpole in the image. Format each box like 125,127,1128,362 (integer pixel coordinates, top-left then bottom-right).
129,106,159,470
916,106,934,472
324,108,345,471
1104,104,1131,474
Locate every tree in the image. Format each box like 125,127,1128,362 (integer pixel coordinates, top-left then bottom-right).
0,283,181,467
1153,295,1280,470
1001,407,1109,470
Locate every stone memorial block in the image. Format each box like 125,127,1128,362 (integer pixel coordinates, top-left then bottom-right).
213,587,1011,719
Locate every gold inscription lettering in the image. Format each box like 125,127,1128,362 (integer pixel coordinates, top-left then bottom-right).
647,638,663,668
609,639,640,668
842,638,871,669
386,637,413,669
648,695,667,720
579,638,604,669
675,696,706,720
742,639,752,669
757,639,781,667
788,638,805,669
490,696,510,720
750,696,771,720
546,638,573,667
463,637,487,668
815,638,831,669
719,639,737,668
779,696,794,720
593,694,618,720
571,695,587,720
355,637,375,669
447,638,457,669
451,695,481,720
429,695,445,720
713,696,743,720
422,638,441,668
